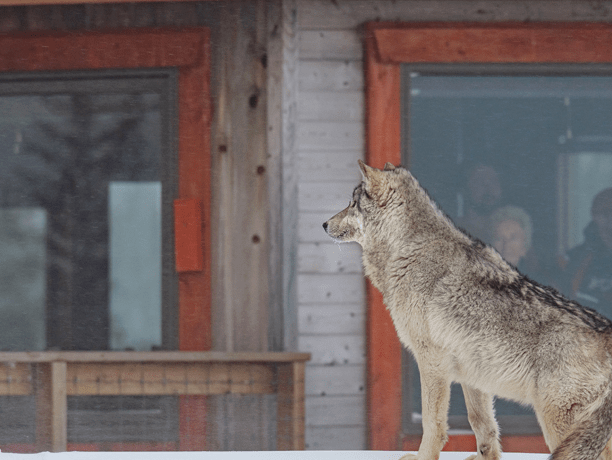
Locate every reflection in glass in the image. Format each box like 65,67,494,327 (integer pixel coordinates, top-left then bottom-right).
0,209,46,350
559,153,612,250
109,182,162,351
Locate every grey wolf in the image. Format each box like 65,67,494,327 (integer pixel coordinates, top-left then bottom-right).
323,161,612,460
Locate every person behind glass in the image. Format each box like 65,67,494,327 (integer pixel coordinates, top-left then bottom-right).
457,164,502,244
562,187,612,317
491,205,533,269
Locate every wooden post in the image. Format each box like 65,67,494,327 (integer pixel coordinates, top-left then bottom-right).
276,361,305,450
34,361,67,452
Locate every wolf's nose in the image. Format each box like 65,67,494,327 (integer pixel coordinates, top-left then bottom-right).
322,222,328,231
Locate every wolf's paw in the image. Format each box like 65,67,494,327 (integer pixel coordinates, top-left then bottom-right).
463,452,502,460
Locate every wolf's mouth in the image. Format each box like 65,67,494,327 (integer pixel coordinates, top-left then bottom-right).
328,229,350,243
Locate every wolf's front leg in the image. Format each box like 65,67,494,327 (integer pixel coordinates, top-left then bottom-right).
399,367,451,460
461,385,501,460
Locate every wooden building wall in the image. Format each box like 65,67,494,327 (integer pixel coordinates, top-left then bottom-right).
0,0,298,450
5,0,612,452
294,0,612,450
0,0,297,354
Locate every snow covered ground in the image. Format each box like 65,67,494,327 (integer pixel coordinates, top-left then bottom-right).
0,452,548,460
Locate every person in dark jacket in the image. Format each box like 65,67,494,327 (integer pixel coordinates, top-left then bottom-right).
562,187,612,318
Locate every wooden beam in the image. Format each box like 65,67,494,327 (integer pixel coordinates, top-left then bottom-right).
34,362,67,452
0,0,215,5
211,0,269,353
176,27,212,352
371,22,612,64
0,28,203,71
276,361,306,450
64,361,277,396
364,24,403,452
266,0,299,352
0,350,311,363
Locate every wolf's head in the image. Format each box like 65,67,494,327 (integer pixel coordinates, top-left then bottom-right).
323,160,413,246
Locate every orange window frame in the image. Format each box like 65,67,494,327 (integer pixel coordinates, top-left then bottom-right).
365,22,612,452
0,28,212,352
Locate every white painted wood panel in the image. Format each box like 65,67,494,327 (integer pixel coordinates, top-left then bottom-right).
298,30,362,60
298,273,364,304
299,335,365,365
298,150,362,183
297,0,603,30
299,181,357,212
305,395,366,425
299,212,332,243
298,242,362,274
299,304,364,335
305,364,365,396
298,91,363,121
299,60,363,92
306,425,367,450
297,121,363,151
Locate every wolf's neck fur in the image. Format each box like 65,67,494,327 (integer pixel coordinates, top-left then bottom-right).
403,173,468,242
362,173,469,296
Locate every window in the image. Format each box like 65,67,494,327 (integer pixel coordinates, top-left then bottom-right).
0,70,177,351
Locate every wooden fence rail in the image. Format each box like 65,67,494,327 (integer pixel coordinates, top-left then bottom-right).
0,351,310,452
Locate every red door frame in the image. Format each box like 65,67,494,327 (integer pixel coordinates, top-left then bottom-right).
365,21,612,452
0,28,211,450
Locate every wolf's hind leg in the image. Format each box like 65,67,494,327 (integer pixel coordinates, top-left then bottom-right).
599,437,612,460
549,385,612,460
461,385,501,460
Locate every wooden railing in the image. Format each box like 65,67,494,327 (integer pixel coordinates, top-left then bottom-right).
0,351,310,452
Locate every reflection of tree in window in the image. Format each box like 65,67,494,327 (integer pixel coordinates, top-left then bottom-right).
9,93,159,350
0,210,45,350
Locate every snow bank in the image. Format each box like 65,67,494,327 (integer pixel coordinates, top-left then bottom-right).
0,452,548,460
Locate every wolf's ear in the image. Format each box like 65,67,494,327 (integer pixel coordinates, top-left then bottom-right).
358,160,385,181
358,160,390,204
383,162,396,171
358,160,374,179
